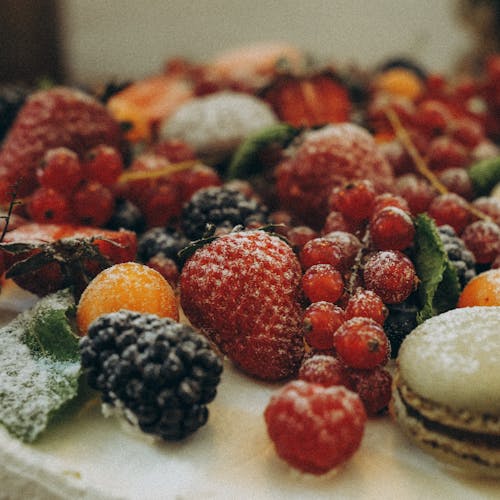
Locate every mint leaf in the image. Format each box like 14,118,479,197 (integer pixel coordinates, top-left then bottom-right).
413,214,461,323
468,156,500,196
0,289,81,442
226,123,299,179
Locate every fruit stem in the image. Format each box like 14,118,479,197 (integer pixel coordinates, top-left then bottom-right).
385,108,490,222
117,159,201,183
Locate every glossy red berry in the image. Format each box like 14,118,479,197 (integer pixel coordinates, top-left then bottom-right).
28,187,74,223
447,117,484,148
301,264,344,303
363,250,417,304
286,226,318,252
334,317,390,369
345,287,388,325
83,145,124,186
299,237,344,270
427,193,472,235
369,206,415,251
72,181,114,226
329,179,376,222
303,301,346,350
37,147,83,192
298,355,350,387
427,136,468,171
372,192,410,214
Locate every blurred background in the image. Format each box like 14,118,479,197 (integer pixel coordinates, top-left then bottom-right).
2,0,499,86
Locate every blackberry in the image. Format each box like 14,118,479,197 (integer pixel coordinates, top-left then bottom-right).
0,83,31,141
79,310,223,441
384,298,418,358
106,198,146,233
181,186,269,240
137,227,189,267
437,224,476,287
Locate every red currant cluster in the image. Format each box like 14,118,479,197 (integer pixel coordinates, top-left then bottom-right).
28,145,123,226
118,139,222,228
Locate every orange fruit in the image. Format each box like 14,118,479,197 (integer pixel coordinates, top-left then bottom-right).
372,68,424,101
76,262,179,335
457,268,500,307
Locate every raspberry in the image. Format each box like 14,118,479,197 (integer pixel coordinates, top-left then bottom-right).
346,367,393,416
329,179,376,223
264,380,366,474
37,147,83,192
298,354,350,387
369,206,415,251
363,250,417,304
345,287,388,325
181,186,269,240
301,264,344,303
427,193,472,235
303,301,346,350
462,220,500,264
79,310,223,441
333,317,390,369
275,124,394,227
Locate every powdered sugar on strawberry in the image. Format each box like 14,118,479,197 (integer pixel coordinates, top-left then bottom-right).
180,229,304,381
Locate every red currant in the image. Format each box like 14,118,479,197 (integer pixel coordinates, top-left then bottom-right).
37,147,83,192
345,287,388,325
427,193,472,235
83,145,124,186
323,231,362,271
372,192,410,214
333,317,390,369
286,226,318,252
472,197,500,225
301,264,344,303
303,301,346,350
447,117,484,148
298,354,350,387
427,136,468,171
437,168,474,200
28,187,74,223
369,206,415,251
72,181,114,226
299,237,344,270
329,179,376,223
462,220,500,264
346,367,393,416
363,250,417,304
152,138,196,162
396,174,436,215
414,99,453,137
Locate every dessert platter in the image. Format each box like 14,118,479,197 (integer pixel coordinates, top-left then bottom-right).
1,42,500,499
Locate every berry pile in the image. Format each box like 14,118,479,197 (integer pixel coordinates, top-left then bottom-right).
80,309,223,441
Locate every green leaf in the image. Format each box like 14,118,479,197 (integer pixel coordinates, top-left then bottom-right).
413,214,461,324
0,289,81,442
226,122,299,180
467,156,500,196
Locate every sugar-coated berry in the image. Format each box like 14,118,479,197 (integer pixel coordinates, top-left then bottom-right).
396,173,436,215
77,262,179,335
426,136,468,171
346,367,393,416
303,301,346,350
299,237,344,270
414,99,452,137
322,210,351,234
437,168,474,200
472,197,500,225
286,226,318,253
461,220,500,264
363,250,417,304
323,231,363,271
372,192,410,214
298,354,350,387
83,144,124,186
345,287,388,325
427,193,472,235
28,187,74,223
447,116,484,148
72,181,115,227
146,254,180,289
301,264,344,303
333,317,390,369
329,179,376,222
369,206,415,251
37,147,83,192
264,380,366,475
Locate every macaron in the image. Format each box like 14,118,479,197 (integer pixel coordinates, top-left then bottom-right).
391,306,500,477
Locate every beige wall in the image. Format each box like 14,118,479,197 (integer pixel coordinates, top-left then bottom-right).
59,0,473,84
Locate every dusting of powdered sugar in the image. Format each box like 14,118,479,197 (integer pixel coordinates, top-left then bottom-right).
398,306,500,413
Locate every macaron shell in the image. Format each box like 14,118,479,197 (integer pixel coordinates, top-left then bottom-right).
391,385,500,478
397,306,500,414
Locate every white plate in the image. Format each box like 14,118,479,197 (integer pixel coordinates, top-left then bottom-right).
0,282,498,500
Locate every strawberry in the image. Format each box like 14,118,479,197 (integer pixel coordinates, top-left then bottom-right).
261,71,351,127
275,123,395,227
179,229,305,381
0,87,122,202
0,223,137,297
